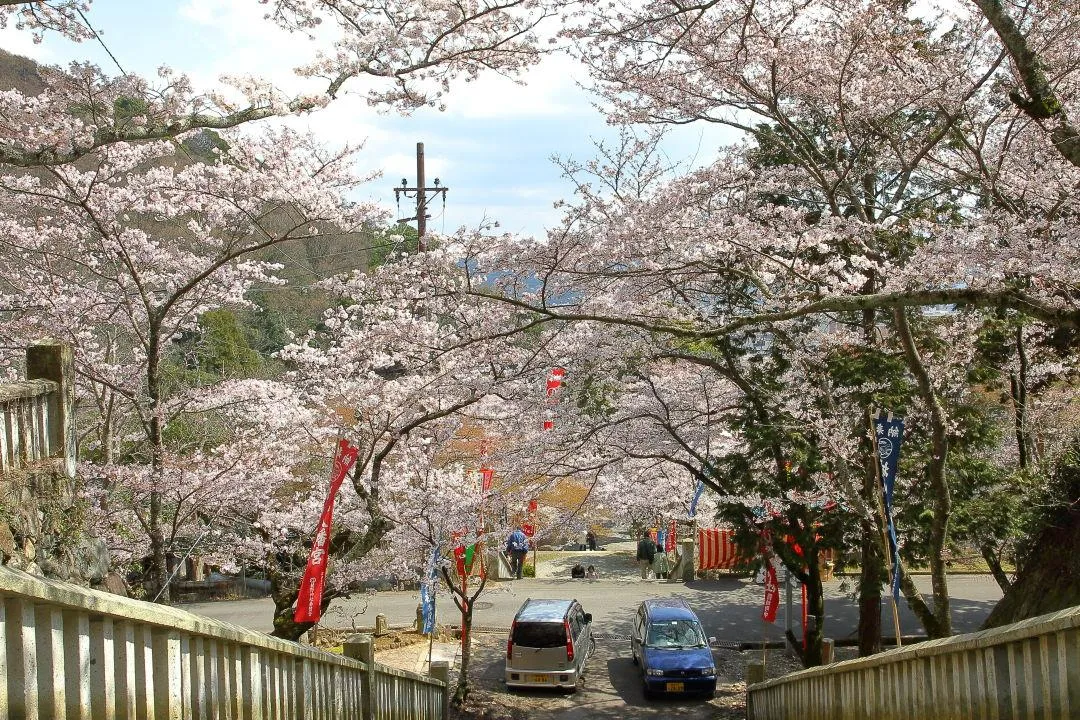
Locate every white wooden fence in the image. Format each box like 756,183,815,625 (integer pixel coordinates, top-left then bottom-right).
0,566,448,720
747,603,1080,719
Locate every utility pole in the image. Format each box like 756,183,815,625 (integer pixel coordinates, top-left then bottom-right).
394,142,449,252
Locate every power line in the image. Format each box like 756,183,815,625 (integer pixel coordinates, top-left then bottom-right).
76,9,127,77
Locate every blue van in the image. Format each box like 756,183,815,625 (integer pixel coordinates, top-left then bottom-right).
630,598,716,699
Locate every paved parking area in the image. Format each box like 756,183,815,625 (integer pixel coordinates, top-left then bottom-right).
449,631,800,720
374,629,806,720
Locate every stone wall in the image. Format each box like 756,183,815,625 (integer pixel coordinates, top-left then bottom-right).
0,344,116,591
0,467,110,586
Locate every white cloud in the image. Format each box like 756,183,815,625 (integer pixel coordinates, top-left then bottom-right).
0,26,56,64
442,53,594,120
176,0,325,96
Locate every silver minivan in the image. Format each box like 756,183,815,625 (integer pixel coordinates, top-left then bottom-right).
505,598,594,691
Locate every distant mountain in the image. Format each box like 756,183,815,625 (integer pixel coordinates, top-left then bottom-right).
0,48,396,354
0,48,45,94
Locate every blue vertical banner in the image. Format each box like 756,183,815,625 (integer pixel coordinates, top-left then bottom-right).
689,480,705,517
420,545,440,633
874,414,905,600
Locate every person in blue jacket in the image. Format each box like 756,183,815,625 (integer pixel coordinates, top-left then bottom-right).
506,527,529,579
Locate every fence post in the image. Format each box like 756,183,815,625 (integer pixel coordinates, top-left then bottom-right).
343,634,374,720
242,646,264,720
25,343,76,478
746,660,765,719
430,660,450,720
88,616,116,720
680,538,695,582
6,598,37,719
822,637,835,665
151,628,183,720
0,600,7,715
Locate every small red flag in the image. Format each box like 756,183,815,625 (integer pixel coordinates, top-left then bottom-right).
294,439,360,624
545,367,566,396
762,563,780,623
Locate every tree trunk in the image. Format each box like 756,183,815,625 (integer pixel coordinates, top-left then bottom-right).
894,307,952,638
898,563,946,638
973,0,1080,168
984,459,1080,627
804,553,825,667
146,327,169,602
1012,325,1030,470
858,514,883,656
981,542,1012,593
268,564,321,641
856,287,885,655
441,563,486,705
454,605,474,705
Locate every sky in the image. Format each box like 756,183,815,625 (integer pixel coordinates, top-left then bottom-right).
1,0,734,238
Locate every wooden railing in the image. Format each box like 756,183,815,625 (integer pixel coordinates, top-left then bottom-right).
0,566,448,720
0,344,76,478
0,379,57,474
747,603,1080,719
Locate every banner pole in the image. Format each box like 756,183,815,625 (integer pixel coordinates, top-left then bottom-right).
428,575,436,669
889,595,903,648
761,620,767,668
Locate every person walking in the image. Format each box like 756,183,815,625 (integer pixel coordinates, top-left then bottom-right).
586,530,597,551
652,545,670,579
636,530,657,580
506,527,529,579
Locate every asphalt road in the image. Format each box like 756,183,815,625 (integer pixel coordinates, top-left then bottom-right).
181,573,1003,644
461,632,752,719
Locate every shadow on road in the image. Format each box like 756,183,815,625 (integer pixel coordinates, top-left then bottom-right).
460,633,737,719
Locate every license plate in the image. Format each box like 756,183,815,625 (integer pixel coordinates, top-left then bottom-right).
665,682,684,693
532,674,550,683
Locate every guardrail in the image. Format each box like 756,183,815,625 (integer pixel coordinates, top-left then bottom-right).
747,603,1080,719
0,344,76,478
0,379,57,474
0,565,448,720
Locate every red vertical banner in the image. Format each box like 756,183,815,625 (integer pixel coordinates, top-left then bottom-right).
545,367,566,397
666,519,676,552
522,499,538,538
294,439,360,624
480,467,494,492
762,563,780,622
542,367,565,431
452,530,467,577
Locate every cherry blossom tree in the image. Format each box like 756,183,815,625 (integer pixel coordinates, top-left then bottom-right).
437,0,1080,652
0,126,382,600
0,0,558,167
259,244,575,637
0,0,95,42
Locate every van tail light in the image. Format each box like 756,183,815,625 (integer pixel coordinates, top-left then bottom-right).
564,620,574,662
507,621,516,659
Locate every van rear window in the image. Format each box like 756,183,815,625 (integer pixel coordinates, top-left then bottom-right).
512,622,566,648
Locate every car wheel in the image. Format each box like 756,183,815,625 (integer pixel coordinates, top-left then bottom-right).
631,649,638,665
642,685,654,701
